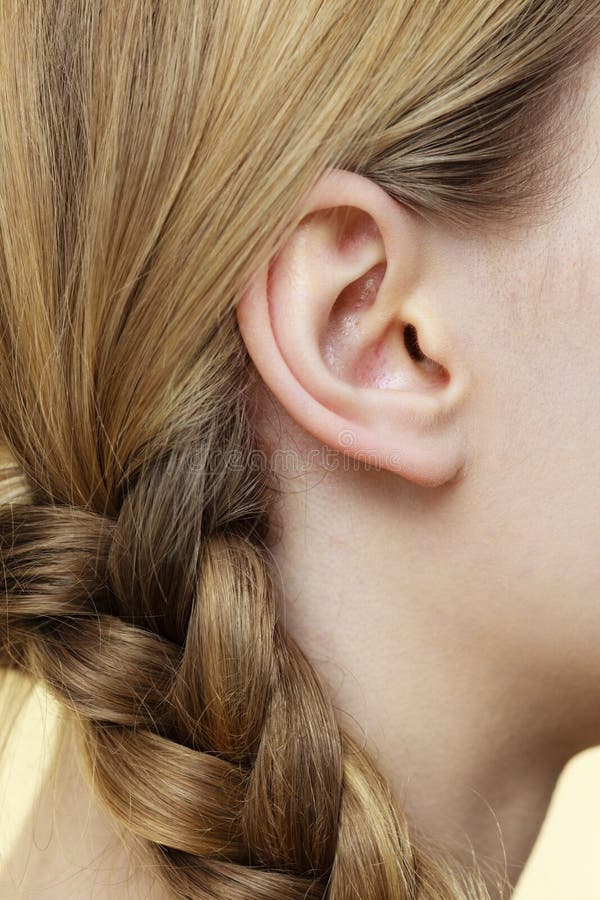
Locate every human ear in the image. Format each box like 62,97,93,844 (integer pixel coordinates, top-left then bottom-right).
236,168,471,488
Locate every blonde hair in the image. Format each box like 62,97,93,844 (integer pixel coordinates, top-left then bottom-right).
0,2,597,898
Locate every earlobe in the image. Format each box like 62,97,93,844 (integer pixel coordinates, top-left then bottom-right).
236,168,471,488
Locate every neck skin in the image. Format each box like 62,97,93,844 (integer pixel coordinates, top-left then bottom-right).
263,412,598,899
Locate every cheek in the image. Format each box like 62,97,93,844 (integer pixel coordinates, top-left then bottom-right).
528,235,600,468
464,233,600,615
461,363,600,675
488,210,600,487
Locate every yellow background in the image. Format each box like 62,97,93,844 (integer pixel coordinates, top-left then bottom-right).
1,678,600,898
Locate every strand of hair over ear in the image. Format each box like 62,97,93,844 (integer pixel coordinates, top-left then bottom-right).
0,493,491,900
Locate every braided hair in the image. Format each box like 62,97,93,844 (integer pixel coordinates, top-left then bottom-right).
0,1,597,897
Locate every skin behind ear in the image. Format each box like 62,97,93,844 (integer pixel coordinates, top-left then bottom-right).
236,168,472,488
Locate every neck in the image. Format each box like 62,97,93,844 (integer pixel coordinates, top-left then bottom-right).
268,456,590,898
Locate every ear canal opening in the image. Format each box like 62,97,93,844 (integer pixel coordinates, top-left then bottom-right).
403,323,426,362
403,323,451,386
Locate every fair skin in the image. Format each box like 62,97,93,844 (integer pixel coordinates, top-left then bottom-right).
2,50,599,900
236,50,600,897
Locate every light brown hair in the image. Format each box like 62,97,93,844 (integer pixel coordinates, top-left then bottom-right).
0,2,598,897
